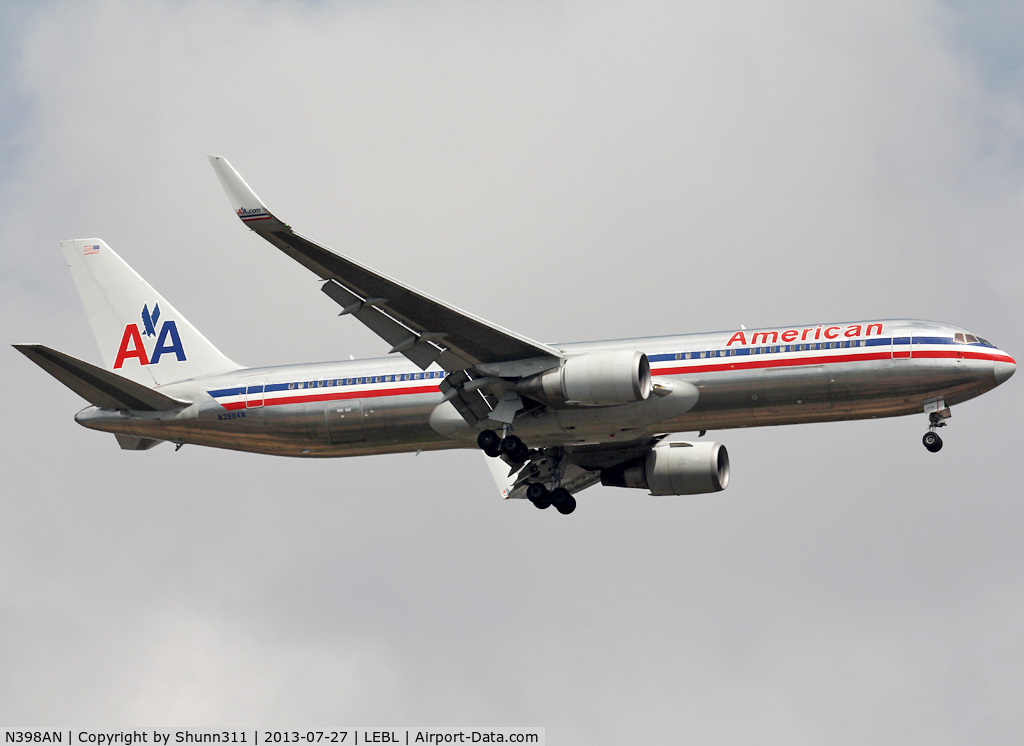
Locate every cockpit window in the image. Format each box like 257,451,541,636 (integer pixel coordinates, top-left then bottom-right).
955,332,995,347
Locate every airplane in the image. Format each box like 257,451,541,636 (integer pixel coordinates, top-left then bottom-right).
14,156,1016,515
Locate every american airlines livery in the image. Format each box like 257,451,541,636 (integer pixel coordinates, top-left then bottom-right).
15,157,1016,515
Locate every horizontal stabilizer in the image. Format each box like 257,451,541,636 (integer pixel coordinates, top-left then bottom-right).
13,344,191,411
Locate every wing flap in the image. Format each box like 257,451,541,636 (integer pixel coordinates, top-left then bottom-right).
14,344,191,411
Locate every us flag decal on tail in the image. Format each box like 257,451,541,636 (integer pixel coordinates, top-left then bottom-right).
82,244,100,255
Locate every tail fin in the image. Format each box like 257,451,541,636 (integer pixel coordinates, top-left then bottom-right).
60,238,240,386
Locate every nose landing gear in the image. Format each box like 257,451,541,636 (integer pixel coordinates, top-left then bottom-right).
922,399,950,453
922,430,943,453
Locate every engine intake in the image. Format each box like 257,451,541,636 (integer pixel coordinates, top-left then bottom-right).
601,441,730,495
518,350,652,406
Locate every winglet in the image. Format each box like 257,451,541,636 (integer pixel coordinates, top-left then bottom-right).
208,155,276,227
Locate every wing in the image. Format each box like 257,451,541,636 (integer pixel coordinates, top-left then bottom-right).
209,156,561,375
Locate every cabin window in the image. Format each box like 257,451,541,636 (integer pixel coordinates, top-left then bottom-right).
288,383,295,390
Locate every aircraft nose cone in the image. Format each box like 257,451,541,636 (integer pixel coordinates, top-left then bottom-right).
994,357,1016,385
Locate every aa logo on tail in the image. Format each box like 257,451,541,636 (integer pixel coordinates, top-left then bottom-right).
114,303,187,369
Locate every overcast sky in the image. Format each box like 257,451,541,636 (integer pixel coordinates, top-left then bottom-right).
2,1,1023,742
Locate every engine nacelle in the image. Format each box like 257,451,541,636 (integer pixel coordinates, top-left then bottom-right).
601,441,730,496
518,350,652,406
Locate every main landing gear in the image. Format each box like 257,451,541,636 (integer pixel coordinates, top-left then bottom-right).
523,483,576,514
477,429,530,462
478,429,577,515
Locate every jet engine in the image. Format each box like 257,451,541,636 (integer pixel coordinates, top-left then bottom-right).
601,441,730,495
518,350,652,406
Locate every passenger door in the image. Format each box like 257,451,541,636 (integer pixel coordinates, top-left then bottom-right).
325,400,365,443
891,333,914,359
245,381,265,408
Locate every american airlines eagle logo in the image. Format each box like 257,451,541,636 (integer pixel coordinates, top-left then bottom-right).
141,303,160,337
113,303,187,369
